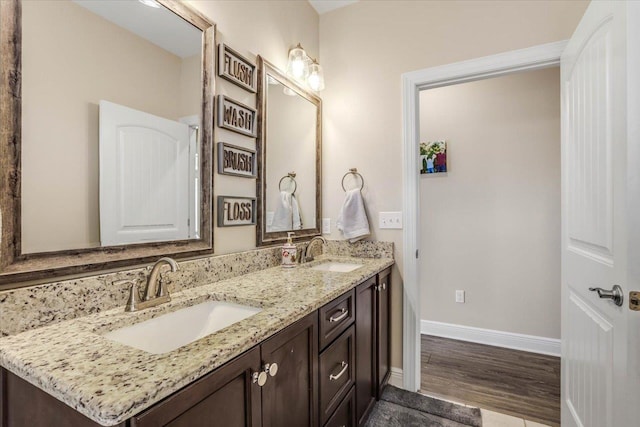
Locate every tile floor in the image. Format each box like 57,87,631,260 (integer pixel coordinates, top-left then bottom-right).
481,409,551,427
419,391,552,427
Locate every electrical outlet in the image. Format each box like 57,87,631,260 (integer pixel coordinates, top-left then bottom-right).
322,218,331,234
379,212,403,229
455,290,465,303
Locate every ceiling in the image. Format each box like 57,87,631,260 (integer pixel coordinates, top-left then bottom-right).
308,0,359,15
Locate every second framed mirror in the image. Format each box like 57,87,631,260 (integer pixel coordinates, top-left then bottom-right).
256,56,322,246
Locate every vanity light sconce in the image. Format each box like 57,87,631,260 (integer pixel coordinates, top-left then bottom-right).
286,43,325,92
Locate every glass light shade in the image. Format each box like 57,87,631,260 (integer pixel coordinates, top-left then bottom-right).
307,62,325,92
287,44,309,81
138,0,161,8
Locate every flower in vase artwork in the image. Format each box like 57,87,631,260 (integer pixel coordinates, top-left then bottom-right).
420,140,447,174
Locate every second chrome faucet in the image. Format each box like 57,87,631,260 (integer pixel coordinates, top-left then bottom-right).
124,257,179,312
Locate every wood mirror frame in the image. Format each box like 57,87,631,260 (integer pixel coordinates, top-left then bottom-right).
0,0,215,289
255,56,322,247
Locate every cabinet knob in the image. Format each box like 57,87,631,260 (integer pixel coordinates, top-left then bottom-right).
265,362,278,377
252,371,268,387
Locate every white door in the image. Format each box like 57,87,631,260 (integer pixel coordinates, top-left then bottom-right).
561,2,639,427
99,100,191,246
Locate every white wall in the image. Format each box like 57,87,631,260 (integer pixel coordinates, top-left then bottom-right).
319,0,588,367
419,67,561,339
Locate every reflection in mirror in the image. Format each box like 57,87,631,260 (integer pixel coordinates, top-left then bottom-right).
21,0,203,253
0,0,214,286
256,56,321,246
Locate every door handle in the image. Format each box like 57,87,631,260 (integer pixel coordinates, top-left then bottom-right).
589,285,624,307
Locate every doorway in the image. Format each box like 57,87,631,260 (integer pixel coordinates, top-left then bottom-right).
400,41,567,394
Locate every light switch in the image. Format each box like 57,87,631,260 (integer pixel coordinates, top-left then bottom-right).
322,218,331,234
379,212,402,229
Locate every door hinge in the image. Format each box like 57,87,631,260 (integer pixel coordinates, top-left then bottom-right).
416,249,419,259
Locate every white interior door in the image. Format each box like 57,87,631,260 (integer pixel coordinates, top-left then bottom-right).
561,2,638,426
99,100,190,246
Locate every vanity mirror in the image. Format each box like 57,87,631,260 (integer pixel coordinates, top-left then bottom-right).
256,56,321,246
0,0,215,287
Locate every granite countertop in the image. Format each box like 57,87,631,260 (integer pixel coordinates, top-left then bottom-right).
0,255,393,426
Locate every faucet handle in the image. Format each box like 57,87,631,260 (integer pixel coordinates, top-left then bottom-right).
118,280,140,312
156,276,170,298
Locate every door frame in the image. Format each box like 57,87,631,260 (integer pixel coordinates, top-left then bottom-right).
400,40,567,391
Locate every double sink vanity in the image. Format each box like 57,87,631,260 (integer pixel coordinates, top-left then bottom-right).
0,1,393,425
0,254,393,427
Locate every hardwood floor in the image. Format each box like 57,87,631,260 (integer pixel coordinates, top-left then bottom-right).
420,335,560,426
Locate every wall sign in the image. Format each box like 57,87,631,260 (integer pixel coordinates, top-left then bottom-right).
217,196,256,227
218,43,256,93
217,95,257,137
217,142,257,178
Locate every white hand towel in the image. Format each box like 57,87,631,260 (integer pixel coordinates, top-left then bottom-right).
291,194,302,230
337,189,370,242
270,191,293,231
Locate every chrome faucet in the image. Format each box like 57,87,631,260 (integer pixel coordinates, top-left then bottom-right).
124,257,179,312
301,236,327,263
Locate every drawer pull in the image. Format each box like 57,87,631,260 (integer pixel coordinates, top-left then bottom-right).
329,361,348,381
329,308,348,323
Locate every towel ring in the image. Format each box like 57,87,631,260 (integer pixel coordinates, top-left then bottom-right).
279,172,297,194
341,168,364,192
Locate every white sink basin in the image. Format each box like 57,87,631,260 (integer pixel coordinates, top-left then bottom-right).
310,262,363,273
103,301,262,354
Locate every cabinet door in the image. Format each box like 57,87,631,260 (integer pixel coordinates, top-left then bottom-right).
131,347,262,427
261,312,319,427
354,276,377,425
376,268,391,396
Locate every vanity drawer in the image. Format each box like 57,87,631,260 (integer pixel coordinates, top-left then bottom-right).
319,325,355,425
324,385,356,427
319,289,355,350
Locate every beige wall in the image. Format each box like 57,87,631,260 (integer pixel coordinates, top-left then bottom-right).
21,0,200,253
187,0,319,254
419,67,561,339
319,0,588,368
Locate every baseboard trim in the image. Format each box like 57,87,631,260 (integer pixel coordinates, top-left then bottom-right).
388,367,404,388
420,320,561,357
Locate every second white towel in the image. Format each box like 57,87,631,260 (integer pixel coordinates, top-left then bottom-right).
337,189,370,242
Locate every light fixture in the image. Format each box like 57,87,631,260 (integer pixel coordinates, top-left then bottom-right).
286,43,325,92
286,43,310,81
138,0,161,8
307,59,325,92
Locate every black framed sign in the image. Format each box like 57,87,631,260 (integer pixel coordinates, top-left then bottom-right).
217,95,257,137
217,142,257,178
218,43,256,93
217,196,256,227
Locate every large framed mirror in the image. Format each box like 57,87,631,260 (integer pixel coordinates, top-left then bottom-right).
0,0,215,288
256,56,322,246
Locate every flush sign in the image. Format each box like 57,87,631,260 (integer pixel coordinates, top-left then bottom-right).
218,43,256,93
217,95,257,137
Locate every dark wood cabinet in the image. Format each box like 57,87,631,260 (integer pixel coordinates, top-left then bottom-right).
0,368,126,427
319,325,355,425
376,268,391,396
0,266,392,427
354,268,392,425
131,346,262,427
354,276,377,425
261,313,319,427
